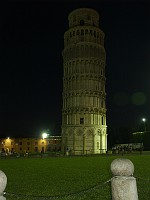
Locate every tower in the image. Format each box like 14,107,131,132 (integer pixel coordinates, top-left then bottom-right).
61,8,107,155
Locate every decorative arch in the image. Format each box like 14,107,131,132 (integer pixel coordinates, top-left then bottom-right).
85,128,94,152
67,128,74,150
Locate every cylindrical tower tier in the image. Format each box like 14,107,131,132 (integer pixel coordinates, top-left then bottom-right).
61,8,107,155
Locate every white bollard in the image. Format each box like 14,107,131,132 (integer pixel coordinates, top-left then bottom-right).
111,158,138,200
0,170,7,200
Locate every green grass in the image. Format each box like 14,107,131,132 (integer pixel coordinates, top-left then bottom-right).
0,155,150,200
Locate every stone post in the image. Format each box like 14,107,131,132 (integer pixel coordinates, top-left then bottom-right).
111,158,138,200
0,170,7,200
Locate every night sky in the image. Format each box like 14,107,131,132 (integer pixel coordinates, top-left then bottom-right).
1,0,150,138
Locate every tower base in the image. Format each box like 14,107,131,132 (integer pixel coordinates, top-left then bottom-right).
61,126,107,155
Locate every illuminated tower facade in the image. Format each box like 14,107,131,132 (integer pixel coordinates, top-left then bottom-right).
61,8,107,154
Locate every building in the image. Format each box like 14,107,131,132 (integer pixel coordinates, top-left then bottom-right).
131,131,150,150
0,136,61,154
61,8,107,155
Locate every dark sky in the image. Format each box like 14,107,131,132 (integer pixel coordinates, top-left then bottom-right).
1,0,150,138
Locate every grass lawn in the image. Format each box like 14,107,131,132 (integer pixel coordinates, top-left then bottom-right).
0,155,150,200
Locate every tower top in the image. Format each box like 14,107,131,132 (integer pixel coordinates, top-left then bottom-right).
68,8,100,28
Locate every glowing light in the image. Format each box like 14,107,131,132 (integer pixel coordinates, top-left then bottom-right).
42,133,48,140
142,118,146,122
142,118,146,132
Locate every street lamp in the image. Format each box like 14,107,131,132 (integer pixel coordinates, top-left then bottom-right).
42,133,48,140
142,118,146,132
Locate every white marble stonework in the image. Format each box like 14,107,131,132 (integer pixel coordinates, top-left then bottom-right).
0,170,7,200
61,8,107,155
111,158,138,200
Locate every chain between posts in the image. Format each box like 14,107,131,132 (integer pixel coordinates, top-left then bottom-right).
4,178,112,199
3,176,150,199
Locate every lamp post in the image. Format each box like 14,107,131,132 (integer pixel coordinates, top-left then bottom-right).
142,118,146,132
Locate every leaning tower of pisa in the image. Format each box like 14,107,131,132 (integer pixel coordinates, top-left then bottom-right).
61,8,107,155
